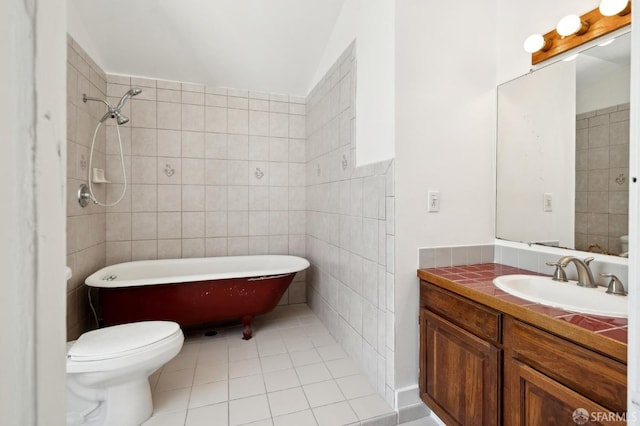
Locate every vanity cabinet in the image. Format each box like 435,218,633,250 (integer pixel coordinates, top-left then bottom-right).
419,280,627,426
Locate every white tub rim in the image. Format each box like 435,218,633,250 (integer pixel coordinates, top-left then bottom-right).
85,255,310,289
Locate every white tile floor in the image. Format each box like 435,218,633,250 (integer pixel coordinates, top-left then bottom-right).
143,304,402,426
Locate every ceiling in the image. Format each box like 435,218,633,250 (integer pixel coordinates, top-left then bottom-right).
68,0,346,96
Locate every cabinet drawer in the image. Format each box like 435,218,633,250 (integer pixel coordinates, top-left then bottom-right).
421,281,502,344
506,317,627,414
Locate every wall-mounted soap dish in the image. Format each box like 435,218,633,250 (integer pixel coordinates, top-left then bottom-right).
92,168,110,184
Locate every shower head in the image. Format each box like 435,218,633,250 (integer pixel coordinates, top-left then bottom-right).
116,87,143,111
115,111,130,125
86,88,141,125
97,108,130,125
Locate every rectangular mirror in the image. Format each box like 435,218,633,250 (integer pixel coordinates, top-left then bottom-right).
496,31,631,257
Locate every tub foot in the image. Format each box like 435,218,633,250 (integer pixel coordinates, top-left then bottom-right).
241,315,253,340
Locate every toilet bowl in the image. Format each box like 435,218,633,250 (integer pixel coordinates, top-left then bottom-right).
620,235,629,254
66,321,184,426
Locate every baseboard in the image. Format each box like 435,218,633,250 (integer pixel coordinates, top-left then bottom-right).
396,384,422,407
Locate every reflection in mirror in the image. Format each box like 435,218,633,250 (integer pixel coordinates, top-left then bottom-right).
575,34,630,255
496,32,630,257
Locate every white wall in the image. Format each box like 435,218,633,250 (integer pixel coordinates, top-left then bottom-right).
394,0,498,395
312,0,395,166
35,0,68,421
497,61,576,247
68,0,345,97
393,0,605,402
1,0,67,424
67,0,106,70
578,64,631,114
1,2,37,423
496,0,600,83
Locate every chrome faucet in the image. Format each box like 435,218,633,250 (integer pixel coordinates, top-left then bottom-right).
557,256,598,288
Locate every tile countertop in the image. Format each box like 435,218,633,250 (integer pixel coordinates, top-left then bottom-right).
417,263,627,364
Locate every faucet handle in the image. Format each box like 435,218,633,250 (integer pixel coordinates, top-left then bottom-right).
584,257,595,265
600,273,627,296
546,261,568,282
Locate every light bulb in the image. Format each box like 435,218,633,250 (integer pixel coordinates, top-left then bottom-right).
556,14,589,37
599,0,630,16
523,34,549,53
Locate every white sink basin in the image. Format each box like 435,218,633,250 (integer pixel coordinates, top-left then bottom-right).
493,274,628,318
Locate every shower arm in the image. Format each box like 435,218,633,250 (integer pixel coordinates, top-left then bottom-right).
83,94,120,123
82,94,111,108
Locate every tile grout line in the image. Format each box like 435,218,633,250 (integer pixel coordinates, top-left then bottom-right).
146,305,397,425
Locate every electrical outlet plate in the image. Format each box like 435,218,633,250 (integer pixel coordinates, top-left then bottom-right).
543,193,552,212
428,191,440,212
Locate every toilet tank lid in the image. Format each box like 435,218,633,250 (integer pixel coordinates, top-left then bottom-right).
68,321,180,362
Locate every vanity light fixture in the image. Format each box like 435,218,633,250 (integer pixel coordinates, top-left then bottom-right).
599,0,631,16
556,14,590,37
525,2,631,65
523,34,551,54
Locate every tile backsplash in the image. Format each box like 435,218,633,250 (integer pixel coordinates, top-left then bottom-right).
418,244,495,269
102,75,307,305
418,241,629,292
494,241,629,290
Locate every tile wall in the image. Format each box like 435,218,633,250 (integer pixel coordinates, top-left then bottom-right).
575,103,630,254
418,245,495,269
66,36,108,340
102,75,307,304
304,43,397,407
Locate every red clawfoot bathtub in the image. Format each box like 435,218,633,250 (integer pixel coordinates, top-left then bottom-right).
85,255,310,340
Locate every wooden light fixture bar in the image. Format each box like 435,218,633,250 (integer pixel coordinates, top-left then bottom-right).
531,5,631,65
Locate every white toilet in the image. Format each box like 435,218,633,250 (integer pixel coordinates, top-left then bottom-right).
620,235,629,254
66,321,184,426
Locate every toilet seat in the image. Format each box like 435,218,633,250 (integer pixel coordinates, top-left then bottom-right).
68,321,180,362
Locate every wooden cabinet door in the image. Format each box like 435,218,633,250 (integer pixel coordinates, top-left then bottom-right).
504,317,627,416
505,359,626,425
419,309,501,426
